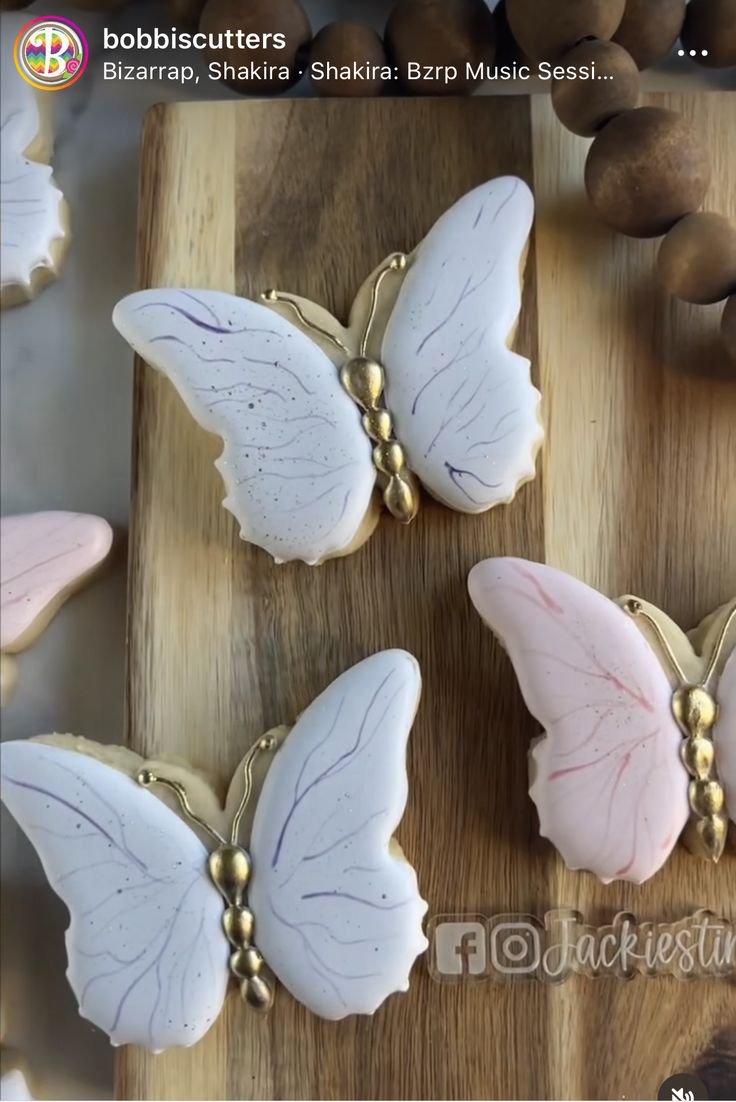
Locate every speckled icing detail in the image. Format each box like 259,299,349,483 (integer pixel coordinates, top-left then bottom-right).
0,60,66,304
0,740,228,1051
0,650,427,1048
1,511,113,649
114,177,542,564
468,557,691,884
113,291,376,565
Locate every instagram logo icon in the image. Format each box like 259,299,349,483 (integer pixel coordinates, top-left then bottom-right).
488,916,542,976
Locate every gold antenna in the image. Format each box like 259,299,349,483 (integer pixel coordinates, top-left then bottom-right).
360,253,407,357
230,735,278,845
137,769,227,846
624,598,687,684
261,290,350,355
702,602,736,689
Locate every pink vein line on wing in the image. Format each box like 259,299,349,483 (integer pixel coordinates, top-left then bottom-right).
547,728,659,781
552,702,632,758
526,650,654,712
2,544,101,593
483,573,654,712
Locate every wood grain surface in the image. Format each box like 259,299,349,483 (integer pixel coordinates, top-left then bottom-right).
120,95,736,1101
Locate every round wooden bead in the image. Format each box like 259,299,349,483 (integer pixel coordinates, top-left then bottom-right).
386,0,497,94
200,0,311,94
657,213,736,305
681,0,736,69
506,0,626,61
722,296,736,364
551,40,639,138
584,107,711,238
612,0,686,69
309,23,388,97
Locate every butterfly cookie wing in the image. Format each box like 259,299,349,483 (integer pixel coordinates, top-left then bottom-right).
1,512,112,652
714,647,736,824
0,62,66,302
248,650,427,1019
0,741,228,1051
381,177,542,513
113,290,376,565
468,558,689,883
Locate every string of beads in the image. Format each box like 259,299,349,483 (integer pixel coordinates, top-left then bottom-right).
4,0,733,359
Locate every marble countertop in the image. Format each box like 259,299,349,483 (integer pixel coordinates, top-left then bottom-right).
0,2,733,1097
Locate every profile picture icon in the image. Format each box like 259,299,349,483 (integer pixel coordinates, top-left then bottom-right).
14,17,89,91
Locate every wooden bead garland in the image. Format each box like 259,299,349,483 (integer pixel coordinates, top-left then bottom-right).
529,0,735,362
6,0,730,360
551,39,640,137
309,23,388,98
584,107,711,238
612,0,687,70
657,214,736,306
386,0,497,94
505,0,626,61
681,0,736,70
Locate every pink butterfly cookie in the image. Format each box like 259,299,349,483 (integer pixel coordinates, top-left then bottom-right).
468,557,735,884
1,511,113,704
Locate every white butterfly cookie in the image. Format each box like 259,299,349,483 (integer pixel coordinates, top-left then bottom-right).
114,177,542,565
0,651,428,1050
0,55,69,308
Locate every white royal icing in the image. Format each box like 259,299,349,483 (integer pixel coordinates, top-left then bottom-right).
113,290,376,565
113,177,542,563
383,177,542,514
1,51,66,303
249,649,428,1018
0,651,427,1046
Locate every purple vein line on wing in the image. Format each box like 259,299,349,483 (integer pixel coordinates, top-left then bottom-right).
2,775,149,873
301,890,411,911
270,670,398,870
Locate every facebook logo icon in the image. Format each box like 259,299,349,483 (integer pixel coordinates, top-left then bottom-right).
431,919,487,977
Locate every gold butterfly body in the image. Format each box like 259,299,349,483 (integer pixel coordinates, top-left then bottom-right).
625,598,736,863
138,734,278,1012
263,253,420,524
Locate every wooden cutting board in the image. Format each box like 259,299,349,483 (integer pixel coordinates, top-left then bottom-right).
121,95,736,1101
